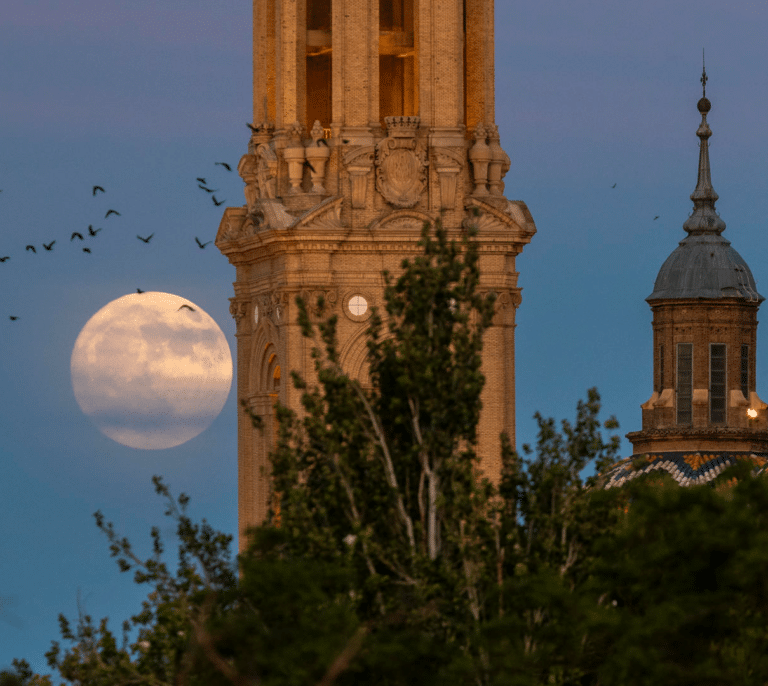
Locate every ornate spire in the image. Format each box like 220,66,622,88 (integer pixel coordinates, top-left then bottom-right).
683,57,726,235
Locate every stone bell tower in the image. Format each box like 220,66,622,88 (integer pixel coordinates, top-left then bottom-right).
216,0,536,548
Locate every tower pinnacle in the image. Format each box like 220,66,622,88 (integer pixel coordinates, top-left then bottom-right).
683,61,725,235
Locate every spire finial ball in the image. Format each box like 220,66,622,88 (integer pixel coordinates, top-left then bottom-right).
697,96,711,114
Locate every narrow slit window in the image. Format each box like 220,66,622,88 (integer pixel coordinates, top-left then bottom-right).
676,343,693,425
710,344,726,424
741,344,749,399
658,344,665,392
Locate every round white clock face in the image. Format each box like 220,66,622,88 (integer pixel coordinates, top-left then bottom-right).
348,295,368,316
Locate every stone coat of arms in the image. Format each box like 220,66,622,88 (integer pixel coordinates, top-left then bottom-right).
375,116,427,208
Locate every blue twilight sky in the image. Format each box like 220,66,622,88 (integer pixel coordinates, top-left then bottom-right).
3,0,768,671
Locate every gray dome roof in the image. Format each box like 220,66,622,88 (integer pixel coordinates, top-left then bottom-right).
648,233,763,302
647,84,762,304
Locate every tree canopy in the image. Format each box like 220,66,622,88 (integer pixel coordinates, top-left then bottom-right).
9,220,768,685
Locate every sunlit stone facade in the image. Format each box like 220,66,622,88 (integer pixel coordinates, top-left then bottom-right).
216,0,536,550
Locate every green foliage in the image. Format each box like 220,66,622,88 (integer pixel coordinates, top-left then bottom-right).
486,391,624,685
0,660,51,686
589,468,768,685
268,221,500,637
44,476,236,686
263,220,624,683
23,218,768,685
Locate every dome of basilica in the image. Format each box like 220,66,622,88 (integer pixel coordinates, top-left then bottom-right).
648,232,762,302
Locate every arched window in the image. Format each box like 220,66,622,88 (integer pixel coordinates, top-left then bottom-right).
379,0,416,121
306,0,332,131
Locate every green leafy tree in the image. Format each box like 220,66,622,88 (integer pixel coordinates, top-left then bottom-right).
263,219,502,681
43,476,237,686
0,659,52,686
20,219,631,685
589,463,768,685
41,479,363,686
257,221,625,684
481,391,624,685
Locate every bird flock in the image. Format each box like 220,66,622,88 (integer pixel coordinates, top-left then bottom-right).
3,162,233,322
3,171,662,323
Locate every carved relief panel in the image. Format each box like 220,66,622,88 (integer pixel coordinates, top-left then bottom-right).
375,116,427,208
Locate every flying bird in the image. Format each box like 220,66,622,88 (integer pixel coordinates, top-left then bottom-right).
212,195,225,206
653,215,660,221
198,184,216,193
195,237,212,249
88,225,102,236
43,241,55,251
82,247,91,253
136,288,145,293
304,160,316,173
137,234,154,243
178,304,196,312
0,257,9,263
316,138,329,147
611,183,617,188
247,122,258,133
71,232,84,241
105,209,121,218
196,177,207,184
215,162,232,171
25,245,36,253
92,185,105,196
9,316,19,321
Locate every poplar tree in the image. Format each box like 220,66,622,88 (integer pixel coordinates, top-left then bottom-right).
22,220,627,685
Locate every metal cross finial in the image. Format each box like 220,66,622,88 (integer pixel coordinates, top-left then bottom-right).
701,49,708,97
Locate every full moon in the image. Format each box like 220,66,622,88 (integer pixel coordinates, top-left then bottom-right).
70,292,232,449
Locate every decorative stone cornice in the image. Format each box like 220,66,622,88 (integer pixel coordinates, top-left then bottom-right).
368,207,435,233
216,207,250,244
627,427,768,441
464,197,537,242
292,196,343,231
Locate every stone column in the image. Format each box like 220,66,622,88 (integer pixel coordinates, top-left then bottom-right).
275,0,307,129
333,0,378,143
231,297,256,552
419,0,464,130
253,0,277,124
464,0,495,132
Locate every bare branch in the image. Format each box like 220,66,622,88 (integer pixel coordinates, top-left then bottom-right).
348,379,417,554
316,625,368,686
